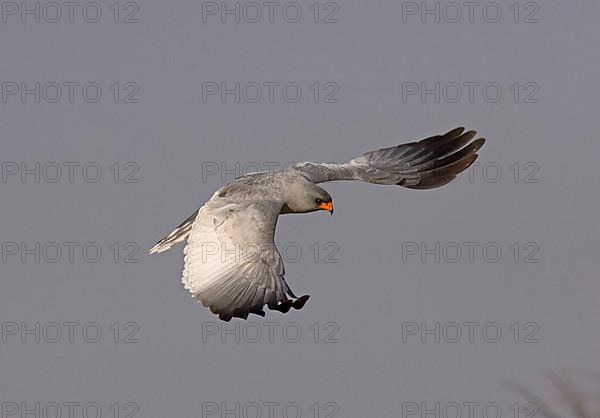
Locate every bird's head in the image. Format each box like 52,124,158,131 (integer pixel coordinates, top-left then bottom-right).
283,179,333,215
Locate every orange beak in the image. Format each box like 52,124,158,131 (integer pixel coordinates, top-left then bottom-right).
318,201,334,215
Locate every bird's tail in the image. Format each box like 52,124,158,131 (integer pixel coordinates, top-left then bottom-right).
149,209,200,254
350,127,485,189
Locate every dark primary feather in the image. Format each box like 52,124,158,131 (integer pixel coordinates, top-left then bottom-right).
356,127,485,189
291,127,486,189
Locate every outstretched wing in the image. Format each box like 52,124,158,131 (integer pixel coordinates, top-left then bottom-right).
182,198,309,321
290,127,485,189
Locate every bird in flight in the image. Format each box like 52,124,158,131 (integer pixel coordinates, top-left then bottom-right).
150,127,485,321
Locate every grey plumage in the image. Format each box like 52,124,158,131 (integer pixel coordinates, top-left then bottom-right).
289,127,484,188
150,127,485,321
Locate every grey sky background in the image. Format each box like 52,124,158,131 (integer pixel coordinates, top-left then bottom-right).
1,1,599,417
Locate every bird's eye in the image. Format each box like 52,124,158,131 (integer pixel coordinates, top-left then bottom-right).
315,198,323,204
